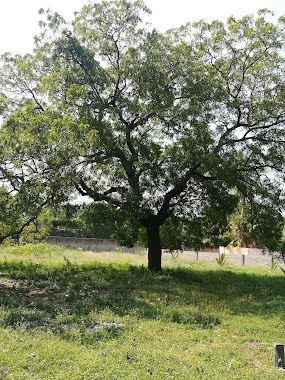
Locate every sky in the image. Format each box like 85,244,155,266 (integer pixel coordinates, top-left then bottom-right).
0,0,285,55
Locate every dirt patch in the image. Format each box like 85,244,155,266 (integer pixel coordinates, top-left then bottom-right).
247,340,271,349
25,289,50,301
0,279,20,289
24,287,66,302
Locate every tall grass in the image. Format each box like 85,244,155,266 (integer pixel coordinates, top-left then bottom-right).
0,244,285,379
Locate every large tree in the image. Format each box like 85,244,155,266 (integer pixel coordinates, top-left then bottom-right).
1,2,285,270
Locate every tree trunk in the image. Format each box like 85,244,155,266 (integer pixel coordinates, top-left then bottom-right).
147,221,162,272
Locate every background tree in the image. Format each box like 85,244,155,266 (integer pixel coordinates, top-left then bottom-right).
224,190,285,251
48,202,140,246
1,2,285,270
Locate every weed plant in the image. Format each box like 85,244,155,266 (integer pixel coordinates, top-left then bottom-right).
0,244,285,379
216,252,227,267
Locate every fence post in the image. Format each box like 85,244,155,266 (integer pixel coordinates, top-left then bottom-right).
273,343,284,368
242,254,245,266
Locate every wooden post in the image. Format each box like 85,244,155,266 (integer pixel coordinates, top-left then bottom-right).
273,343,284,368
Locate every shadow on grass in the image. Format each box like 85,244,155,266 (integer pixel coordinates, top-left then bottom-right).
0,260,284,346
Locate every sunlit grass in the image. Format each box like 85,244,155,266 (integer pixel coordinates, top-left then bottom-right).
0,244,285,379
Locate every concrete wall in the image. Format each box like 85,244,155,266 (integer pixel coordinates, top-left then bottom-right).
46,236,283,267
180,250,281,266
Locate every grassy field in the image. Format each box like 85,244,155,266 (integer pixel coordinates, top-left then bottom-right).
0,244,285,379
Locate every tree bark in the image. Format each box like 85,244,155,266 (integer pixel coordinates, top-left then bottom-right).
147,221,162,272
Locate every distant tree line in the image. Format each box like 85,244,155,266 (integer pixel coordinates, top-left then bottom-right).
30,199,284,254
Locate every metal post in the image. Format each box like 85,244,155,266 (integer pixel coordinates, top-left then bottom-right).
273,343,284,368
242,254,245,266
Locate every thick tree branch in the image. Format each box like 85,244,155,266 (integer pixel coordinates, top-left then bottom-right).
157,161,203,223
75,181,122,206
0,198,49,243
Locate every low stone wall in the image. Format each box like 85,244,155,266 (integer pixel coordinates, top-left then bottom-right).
47,236,119,252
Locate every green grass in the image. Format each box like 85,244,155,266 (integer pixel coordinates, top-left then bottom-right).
0,244,285,379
